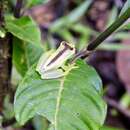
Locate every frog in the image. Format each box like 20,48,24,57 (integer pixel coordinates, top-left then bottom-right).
36,41,76,79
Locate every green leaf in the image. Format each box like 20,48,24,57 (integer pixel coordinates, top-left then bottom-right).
5,16,41,45
70,23,91,49
26,0,49,7
120,93,130,108
33,116,49,130
11,66,22,86
0,27,6,38
107,7,118,27
98,43,130,51
101,126,123,130
121,22,130,29
50,0,92,32
13,38,43,76
14,60,107,130
56,29,74,43
120,0,130,16
3,95,14,120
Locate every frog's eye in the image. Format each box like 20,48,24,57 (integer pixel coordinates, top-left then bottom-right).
61,41,74,50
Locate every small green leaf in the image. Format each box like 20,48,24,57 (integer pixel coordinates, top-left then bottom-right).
119,0,130,29
121,22,130,29
50,0,92,32
13,38,43,76
120,0,130,16
5,15,41,45
26,0,49,7
107,7,118,27
0,27,6,38
14,59,106,130
70,23,91,49
98,43,130,51
33,116,49,130
3,95,14,119
101,126,123,130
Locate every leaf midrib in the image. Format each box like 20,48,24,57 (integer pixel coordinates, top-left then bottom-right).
54,65,76,130
54,76,65,130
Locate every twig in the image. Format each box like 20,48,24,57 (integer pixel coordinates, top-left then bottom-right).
0,0,13,112
14,0,23,18
0,0,23,125
70,50,93,63
87,8,130,51
105,97,130,119
72,7,130,60
0,1,4,27
105,97,130,129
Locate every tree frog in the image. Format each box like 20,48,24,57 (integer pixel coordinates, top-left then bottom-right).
36,41,76,79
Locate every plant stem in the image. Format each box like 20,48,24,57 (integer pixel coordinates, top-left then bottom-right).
0,2,12,112
0,1,4,27
87,8,130,51
14,0,23,18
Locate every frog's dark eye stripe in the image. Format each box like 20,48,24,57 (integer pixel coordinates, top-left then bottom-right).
47,43,73,66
